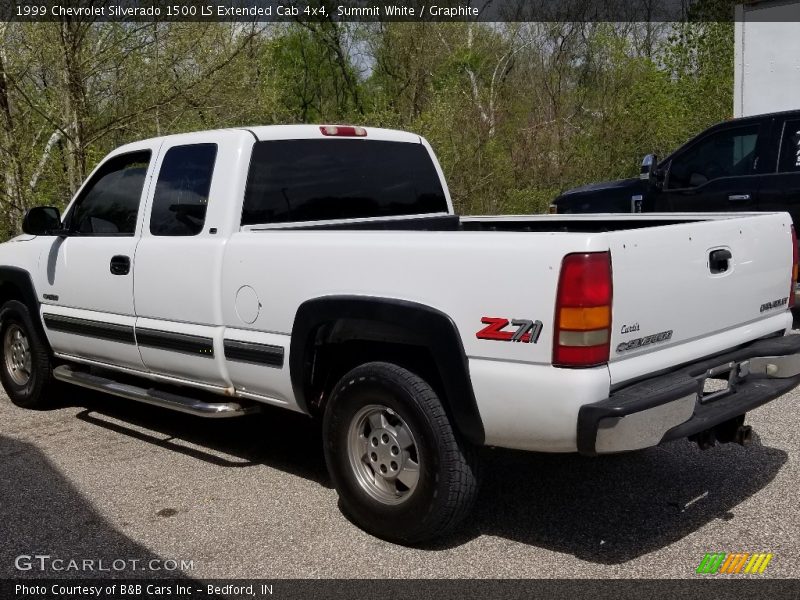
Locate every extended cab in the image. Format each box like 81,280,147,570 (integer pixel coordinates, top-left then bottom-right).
2,125,800,544
551,110,800,230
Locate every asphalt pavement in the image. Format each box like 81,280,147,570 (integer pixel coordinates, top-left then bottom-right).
1,370,798,579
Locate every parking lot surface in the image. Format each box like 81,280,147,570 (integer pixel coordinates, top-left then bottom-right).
1,377,798,579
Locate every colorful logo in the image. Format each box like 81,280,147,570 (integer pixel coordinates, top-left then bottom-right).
696,552,773,575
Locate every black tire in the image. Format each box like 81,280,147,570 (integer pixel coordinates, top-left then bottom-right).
0,299,57,409
323,361,479,544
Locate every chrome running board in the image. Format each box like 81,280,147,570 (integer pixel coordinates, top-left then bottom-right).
53,365,259,418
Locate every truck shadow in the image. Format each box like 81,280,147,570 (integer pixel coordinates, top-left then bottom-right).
58,390,786,564
0,434,187,579
67,388,330,488
453,437,787,563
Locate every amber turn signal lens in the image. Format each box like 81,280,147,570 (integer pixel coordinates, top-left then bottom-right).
558,306,611,330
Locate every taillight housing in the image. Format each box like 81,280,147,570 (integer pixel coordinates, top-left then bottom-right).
553,252,613,368
790,225,798,309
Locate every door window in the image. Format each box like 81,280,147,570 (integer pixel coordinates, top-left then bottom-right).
666,125,760,190
150,144,217,236
67,151,151,235
778,120,800,173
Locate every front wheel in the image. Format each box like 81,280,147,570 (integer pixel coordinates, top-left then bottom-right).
323,361,479,544
0,300,57,409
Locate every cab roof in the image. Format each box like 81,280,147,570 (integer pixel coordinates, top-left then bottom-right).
114,124,423,153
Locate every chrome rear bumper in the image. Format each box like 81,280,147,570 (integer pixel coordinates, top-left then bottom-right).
578,334,800,455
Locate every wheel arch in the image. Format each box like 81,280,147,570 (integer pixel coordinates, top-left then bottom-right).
0,266,50,352
289,295,485,445
0,266,47,328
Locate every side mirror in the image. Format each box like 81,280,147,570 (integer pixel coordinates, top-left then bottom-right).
640,154,658,181
22,206,62,236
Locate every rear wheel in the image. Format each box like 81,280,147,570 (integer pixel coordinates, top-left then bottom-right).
323,361,479,544
0,300,57,409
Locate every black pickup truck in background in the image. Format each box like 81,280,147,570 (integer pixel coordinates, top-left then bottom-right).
551,109,800,228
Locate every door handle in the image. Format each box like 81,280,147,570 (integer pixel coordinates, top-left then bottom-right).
728,194,751,201
110,255,131,276
709,249,732,274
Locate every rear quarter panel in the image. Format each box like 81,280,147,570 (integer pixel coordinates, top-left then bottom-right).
221,230,604,364
221,229,614,451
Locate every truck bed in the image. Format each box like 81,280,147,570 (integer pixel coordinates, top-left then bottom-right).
236,211,794,385
225,210,795,450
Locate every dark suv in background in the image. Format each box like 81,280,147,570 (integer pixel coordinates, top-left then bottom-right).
551,110,800,227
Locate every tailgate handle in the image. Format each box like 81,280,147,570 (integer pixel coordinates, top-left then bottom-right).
728,193,751,201
709,249,732,274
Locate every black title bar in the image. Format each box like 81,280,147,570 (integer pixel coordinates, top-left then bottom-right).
5,579,800,600
2,0,790,23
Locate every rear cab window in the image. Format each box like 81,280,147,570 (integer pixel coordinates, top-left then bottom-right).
241,139,448,226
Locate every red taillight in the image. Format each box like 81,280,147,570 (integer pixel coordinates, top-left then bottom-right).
790,226,798,309
553,252,613,368
319,125,367,137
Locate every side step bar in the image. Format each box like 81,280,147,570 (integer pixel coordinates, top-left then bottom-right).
53,365,260,418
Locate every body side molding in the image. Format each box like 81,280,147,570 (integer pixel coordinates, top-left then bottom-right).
135,328,215,358
223,339,284,368
43,314,136,344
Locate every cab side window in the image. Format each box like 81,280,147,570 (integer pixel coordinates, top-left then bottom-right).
67,151,151,235
150,144,217,236
666,125,759,190
778,120,800,173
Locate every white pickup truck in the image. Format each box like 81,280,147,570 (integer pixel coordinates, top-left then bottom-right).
2,124,800,544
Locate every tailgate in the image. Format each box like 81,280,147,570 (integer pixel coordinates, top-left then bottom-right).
607,213,794,383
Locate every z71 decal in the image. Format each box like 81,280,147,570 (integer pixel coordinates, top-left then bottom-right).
476,317,543,344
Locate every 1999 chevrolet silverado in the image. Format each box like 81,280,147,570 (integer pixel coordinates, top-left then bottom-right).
2,124,800,544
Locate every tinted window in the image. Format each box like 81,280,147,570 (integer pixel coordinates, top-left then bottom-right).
242,140,447,225
778,120,800,173
150,144,217,236
68,151,150,235
667,125,759,189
